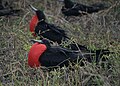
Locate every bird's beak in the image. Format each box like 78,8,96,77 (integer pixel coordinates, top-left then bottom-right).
58,0,64,2
29,4,38,12
30,39,43,43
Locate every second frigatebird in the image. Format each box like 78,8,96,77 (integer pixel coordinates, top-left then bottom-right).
0,0,20,16
28,39,112,68
59,0,109,16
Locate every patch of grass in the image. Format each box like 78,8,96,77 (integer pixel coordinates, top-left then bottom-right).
0,0,120,86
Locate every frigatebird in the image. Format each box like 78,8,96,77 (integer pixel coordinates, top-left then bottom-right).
59,0,109,16
29,5,68,44
28,39,112,68
0,0,20,16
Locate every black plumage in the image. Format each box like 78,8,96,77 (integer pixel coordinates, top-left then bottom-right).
59,0,109,16
35,21,68,44
0,0,20,16
30,5,69,44
32,39,112,68
33,10,99,52
39,46,92,67
0,0,4,10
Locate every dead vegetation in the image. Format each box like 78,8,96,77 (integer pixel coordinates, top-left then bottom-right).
0,0,120,85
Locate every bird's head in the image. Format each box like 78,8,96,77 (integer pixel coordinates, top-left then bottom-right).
28,39,51,68
28,39,48,68
29,5,46,36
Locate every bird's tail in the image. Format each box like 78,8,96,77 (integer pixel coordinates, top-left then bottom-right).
95,49,114,62
76,49,114,64
91,2,110,11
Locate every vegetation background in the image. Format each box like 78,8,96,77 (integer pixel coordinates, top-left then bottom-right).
0,0,120,85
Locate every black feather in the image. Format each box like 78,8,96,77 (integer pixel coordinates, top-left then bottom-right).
61,0,109,16
36,10,46,21
0,0,20,16
39,46,93,67
37,39,113,68
35,21,68,44
33,9,69,44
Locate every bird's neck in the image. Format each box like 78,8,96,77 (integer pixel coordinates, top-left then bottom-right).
36,10,46,21
64,0,74,8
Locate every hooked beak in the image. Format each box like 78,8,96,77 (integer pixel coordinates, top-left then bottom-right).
29,4,38,12
30,39,43,43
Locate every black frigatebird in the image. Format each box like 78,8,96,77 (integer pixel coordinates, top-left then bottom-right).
0,0,20,16
28,39,112,68
29,5,69,44
59,0,109,16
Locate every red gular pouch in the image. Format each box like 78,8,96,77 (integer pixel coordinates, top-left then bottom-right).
29,15,39,37
28,42,47,68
